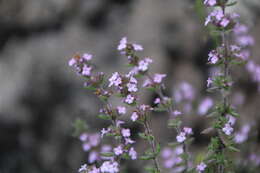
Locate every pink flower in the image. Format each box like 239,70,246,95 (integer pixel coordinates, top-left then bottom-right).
196,162,207,172
176,132,186,143
118,37,127,51
125,94,135,104
222,123,234,135
154,98,161,104
113,145,124,155
127,83,138,92
121,128,131,137
78,164,87,172
183,127,193,135
208,50,219,64
68,58,77,67
100,161,119,173
220,18,230,27
138,58,153,72
131,112,139,121
79,133,88,142
109,72,122,87
204,0,216,6
82,64,92,76
132,43,143,51
207,77,213,87
117,106,126,115
153,73,167,83
82,53,92,61
129,147,137,160
172,110,182,116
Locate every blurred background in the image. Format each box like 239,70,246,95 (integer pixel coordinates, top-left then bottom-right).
1,0,260,173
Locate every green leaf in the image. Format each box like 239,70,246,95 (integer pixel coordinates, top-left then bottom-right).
101,152,114,157
98,114,111,120
72,118,88,137
228,146,240,152
226,1,237,7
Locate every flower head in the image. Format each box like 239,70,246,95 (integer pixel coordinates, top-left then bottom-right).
129,147,137,160
114,145,124,155
121,128,131,137
176,132,186,143
117,106,126,115
125,94,135,104
100,161,119,173
196,162,207,172
131,112,139,121
222,123,234,135
153,73,167,83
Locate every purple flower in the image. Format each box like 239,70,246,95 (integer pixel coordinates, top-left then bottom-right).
82,143,91,151
78,164,88,172
117,106,126,115
129,147,137,160
82,53,93,61
100,161,119,173
118,37,127,51
153,73,167,83
121,128,131,137
114,145,124,156
176,132,186,143
101,128,111,138
79,133,88,142
82,64,92,76
207,77,213,87
196,162,207,172
204,0,216,6
198,97,214,115
132,43,143,51
131,112,139,122
222,123,233,135
125,137,135,144
127,83,138,92
125,94,135,104
68,58,77,67
89,166,100,173
220,18,230,27
208,50,219,64
89,151,98,163
109,72,122,87
138,58,153,72
172,110,182,116
154,98,161,104
183,127,193,135
89,134,101,147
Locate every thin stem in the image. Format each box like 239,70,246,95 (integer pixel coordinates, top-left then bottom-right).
146,73,190,172
143,118,161,173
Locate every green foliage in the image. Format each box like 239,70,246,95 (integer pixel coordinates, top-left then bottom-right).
72,118,88,137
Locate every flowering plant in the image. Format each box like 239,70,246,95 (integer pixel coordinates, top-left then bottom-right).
68,0,259,173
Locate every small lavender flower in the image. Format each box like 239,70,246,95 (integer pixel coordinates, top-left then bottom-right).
129,147,137,160
198,97,214,115
153,73,167,84
131,112,139,122
101,128,111,138
125,94,135,104
109,72,122,87
127,83,138,92
196,162,207,172
220,17,230,27
82,53,93,61
207,77,213,87
78,164,88,172
222,123,234,135
208,50,219,64
79,133,88,142
132,43,143,51
125,137,135,145
82,143,91,151
118,37,127,51
138,58,153,72
176,132,186,143
154,98,161,104
117,106,126,115
82,64,92,76
100,161,119,173
89,166,100,173
89,151,98,163
183,127,193,135
204,0,216,6
114,145,124,156
121,128,131,137
172,110,182,116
